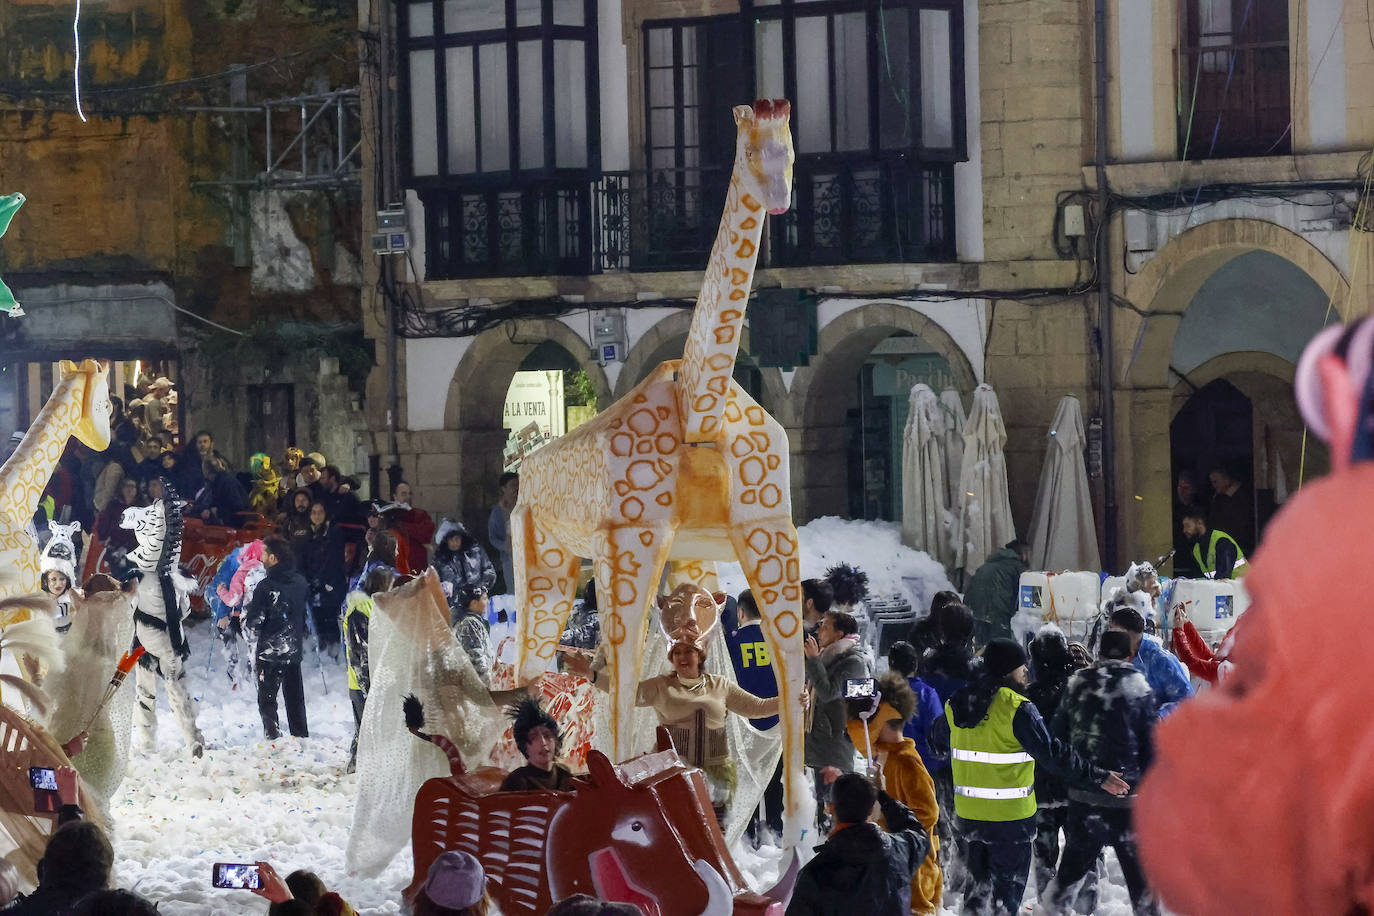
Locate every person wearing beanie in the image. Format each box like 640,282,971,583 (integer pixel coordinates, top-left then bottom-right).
1106,606,1192,716
500,697,574,792
930,637,1129,916
411,849,492,916
1044,630,1159,915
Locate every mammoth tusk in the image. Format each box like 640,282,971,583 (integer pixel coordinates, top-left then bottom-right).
760,849,800,909
691,859,733,916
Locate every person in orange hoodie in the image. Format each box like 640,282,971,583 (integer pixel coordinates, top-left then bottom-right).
846,672,943,915
1136,317,1374,915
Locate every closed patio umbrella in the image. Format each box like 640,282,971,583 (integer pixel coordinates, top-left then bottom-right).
939,388,966,511
1027,394,1100,572
954,385,1017,583
901,384,952,566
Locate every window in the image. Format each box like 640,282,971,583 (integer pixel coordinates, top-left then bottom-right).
1179,0,1290,158
748,0,966,161
401,0,599,181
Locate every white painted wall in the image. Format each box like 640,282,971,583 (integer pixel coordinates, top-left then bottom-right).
1116,0,1156,160
954,0,984,262
406,337,475,430
1305,0,1346,152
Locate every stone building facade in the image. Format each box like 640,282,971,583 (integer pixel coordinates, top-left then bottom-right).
361,0,1373,572
0,0,369,477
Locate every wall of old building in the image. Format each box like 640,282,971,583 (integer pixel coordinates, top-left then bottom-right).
0,0,367,461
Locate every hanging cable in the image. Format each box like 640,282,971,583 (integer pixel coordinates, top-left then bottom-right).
73,0,87,122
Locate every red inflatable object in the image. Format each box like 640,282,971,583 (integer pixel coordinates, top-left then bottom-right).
1137,462,1374,915
407,727,794,916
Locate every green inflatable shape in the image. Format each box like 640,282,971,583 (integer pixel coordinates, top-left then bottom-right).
0,193,25,317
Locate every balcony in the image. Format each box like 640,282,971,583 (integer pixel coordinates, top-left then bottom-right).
417,157,957,280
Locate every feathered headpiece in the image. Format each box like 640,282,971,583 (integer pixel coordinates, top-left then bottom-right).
507,697,561,756
825,563,870,607
656,583,724,654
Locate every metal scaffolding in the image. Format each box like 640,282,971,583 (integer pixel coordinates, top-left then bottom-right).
188,88,362,192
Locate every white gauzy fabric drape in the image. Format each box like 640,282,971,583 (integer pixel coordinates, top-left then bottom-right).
954,385,1016,582
939,388,966,511
1027,395,1101,572
901,384,953,567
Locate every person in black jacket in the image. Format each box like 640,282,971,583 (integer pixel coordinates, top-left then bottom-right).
929,639,1127,916
195,456,249,526
964,540,1029,645
432,521,496,626
1046,630,1159,915
244,536,311,739
298,502,347,657
1025,625,1095,906
788,772,930,916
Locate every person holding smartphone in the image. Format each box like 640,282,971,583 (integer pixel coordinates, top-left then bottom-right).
804,610,872,824
7,766,116,915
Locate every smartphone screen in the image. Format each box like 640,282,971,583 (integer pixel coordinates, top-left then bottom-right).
844,677,876,699
28,767,57,791
212,863,262,890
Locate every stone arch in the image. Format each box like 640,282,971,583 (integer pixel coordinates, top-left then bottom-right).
439,319,612,544
1115,218,1346,567
1119,218,1351,389
795,301,978,428
786,301,978,521
613,309,789,412
443,318,612,430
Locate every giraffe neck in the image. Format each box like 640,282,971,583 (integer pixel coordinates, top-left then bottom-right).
0,373,87,523
677,160,768,443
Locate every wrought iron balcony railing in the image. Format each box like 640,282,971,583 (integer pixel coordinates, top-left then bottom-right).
417,157,957,280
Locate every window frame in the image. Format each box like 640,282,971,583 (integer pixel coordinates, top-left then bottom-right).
742,0,967,164
399,0,602,186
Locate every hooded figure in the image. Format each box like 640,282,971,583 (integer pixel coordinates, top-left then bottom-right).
845,673,943,915
432,520,497,621
1024,624,1088,903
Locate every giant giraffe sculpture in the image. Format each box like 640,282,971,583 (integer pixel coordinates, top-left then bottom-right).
513,100,808,841
0,360,112,612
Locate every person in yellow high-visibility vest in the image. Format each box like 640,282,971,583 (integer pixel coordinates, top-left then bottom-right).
930,639,1129,916
1181,510,1247,579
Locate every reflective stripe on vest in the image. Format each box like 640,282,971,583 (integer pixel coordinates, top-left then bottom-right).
955,785,1035,800
1192,528,1247,577
951,749,1035,765
945,687,1038,823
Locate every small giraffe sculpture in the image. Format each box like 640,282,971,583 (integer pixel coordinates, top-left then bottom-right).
514,100,808,841
0,360,111,612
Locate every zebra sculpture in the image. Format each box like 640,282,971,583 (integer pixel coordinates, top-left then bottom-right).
120,481,205,758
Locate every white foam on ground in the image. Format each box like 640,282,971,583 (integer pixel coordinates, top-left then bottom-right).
100,550,1164,914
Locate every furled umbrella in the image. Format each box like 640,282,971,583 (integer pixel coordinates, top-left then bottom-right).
1027,395,1101,572
954,384,1017,583
939,388,967,511
900,384,952,566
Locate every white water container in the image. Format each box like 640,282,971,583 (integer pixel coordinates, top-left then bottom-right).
1016,571,1103,645
1165,577,1250,637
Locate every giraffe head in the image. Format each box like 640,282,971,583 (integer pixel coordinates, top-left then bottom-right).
733,99,794,216
62,359,112,451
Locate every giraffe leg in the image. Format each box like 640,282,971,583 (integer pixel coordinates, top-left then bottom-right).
721,390,807,845
513,506,581,685
595,524,673,763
